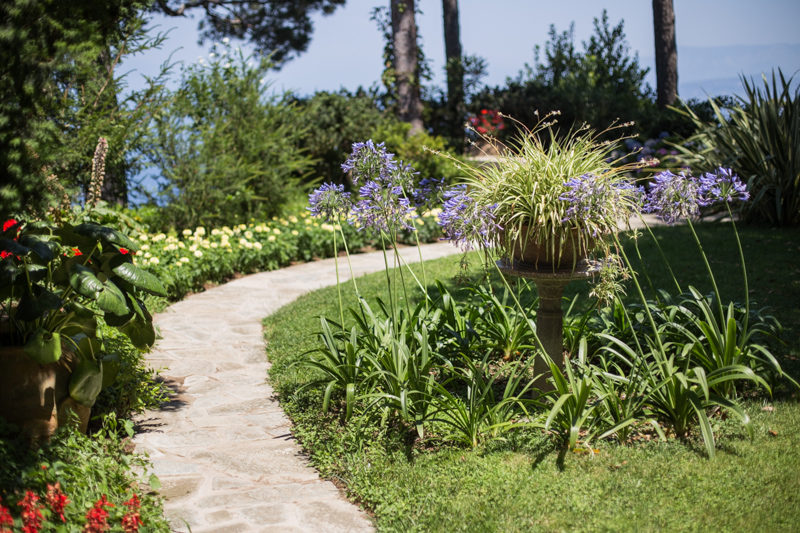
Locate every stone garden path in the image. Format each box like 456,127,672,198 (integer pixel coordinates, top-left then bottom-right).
132,243,462,533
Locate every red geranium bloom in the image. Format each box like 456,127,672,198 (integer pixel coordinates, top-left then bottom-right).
2,219,17,232
84,495,114,533
0,251,10,259
73,248,83,256
18,491,43,533
46,483,69,522
0,497,14,533
119,248,129,255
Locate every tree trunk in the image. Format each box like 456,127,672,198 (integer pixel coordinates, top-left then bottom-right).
653,0,678,108
391,0,424,134
442,0,464,145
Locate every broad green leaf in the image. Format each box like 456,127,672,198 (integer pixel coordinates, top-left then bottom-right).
0,238,29,257
96,281,128,316
65,301,95,319
111,260,167,296
101,354,121,389
148,474,161,491
0,259,21,288
16,287,63,321
18,235,55,262
69,358,103,407
24,329,62,363
69,263,103,298
119,314,156,349
74,223,139,252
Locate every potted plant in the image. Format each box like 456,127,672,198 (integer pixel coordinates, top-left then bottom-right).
0,217,167,442
444,114,644,268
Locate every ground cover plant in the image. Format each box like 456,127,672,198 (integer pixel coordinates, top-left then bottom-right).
264,140,800,531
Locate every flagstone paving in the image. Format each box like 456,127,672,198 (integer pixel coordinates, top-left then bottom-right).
132,243,462,532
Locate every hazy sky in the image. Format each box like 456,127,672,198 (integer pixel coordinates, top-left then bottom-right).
122,0,800,98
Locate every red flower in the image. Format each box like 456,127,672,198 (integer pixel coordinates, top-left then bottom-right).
122,494,143,533
2,219,17,232
46,483,69,522
18,491,43,533
84,495,114,533
73,248,83,256
119,248,129,255
0,497,14,533
480,109,488,115
0,251,10,259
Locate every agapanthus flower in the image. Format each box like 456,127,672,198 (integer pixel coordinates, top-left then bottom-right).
643,170,701,225
308,183,352,222
341,140,399,185
438,185,501,251
352,180,415,233
698,167,750,205
559,174,639,234
413,177,446,211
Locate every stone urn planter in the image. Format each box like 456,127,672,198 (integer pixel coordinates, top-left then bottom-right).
506,227,593,269
0,346,90,443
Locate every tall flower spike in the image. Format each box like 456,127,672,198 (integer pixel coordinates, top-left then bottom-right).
644,170,701,225
87,137,108,207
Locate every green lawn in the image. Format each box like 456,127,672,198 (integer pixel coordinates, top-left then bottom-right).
263,221,800,532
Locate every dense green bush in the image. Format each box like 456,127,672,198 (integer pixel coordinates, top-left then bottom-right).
674,70,800,226
147,41,313,230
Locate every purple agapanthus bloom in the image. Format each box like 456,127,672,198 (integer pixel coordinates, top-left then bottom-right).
643,170,701,225
559,174,639,234
351,179,415,233
341,140,399,186
308,183,352,222
438,185,502,251
698,167,750,205
413,177,446,210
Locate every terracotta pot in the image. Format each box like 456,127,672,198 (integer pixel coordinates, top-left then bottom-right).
506,227,592,269
0,346,89,444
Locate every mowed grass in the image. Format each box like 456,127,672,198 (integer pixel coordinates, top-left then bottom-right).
263,222,800,532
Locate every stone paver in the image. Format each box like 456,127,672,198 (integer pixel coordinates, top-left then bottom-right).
133,243,461,532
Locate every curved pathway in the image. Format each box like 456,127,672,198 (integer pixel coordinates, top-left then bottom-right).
132,243,461,532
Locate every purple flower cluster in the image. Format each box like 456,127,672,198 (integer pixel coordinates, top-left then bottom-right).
308,183,352,222
698,167,750,205
559,174,638,234
341,140,399,186
643,170,701,225
352,180,415,233
438,185,501,251
413,178,446,210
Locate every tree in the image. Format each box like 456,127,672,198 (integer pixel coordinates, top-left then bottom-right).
391,0,424,134
442,0,464,142
0,0,153,219
652,0,678,108
152,0,345,63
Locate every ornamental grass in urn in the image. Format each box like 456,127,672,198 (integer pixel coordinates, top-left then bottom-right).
452,113,645,269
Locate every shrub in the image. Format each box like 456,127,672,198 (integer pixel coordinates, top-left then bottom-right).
147,41,312,230
673,69,800,226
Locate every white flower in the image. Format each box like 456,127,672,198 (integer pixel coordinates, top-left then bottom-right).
195,227,206,236
254,225,264,233
211,228,221,236
253,242,262,250
178,242,186,249
239,238,248,245
209,52,216,58
140,244,150,251
223,62,231,68
273,228,281,235
194,250,203,258
244,242,253,249
139,234,149,242
144,252,152,258
149,257,160,265
245,231,253,239
182,229,192,236
291,230,299,236
222,37,230,44
267,235,276,242
321,224,334,232
180,257,190,263
211,242,219,248
289,216,298,223
188,244,198,252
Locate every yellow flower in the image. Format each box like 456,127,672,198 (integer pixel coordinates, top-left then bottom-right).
416,218,425,226
211,242,219,248
211,228,221,236
253,242,263,250
194,250,203,258
239,238,248,245
245,231,253,239
321,224,334,232
305,218,312,225
182,229,192,236
289,216,298,223
267,235,276,242
144,252,152,258
195,227,206,236
178,242,186,249
149,257,160,265
273,228,281,235
179,257,190,263
291,230,299,236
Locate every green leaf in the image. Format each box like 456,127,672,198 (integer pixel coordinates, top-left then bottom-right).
101,354,121,389
0,238,30,257
69,263,103,298
148,474,161,491
96,281,129,316
119,314,156,349
19,235,55,262
24,329,62,363
74,223,139,252
0,259,21,288
16,287,63,321
111,260,167,297
69,358,103,407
